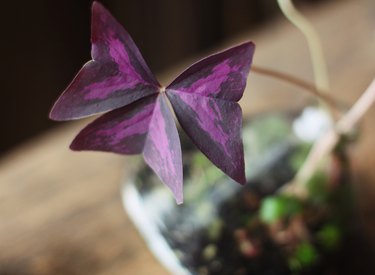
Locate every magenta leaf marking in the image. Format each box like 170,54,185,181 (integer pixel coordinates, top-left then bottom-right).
49,2,159,121
50,1,255,203
71,94,183,203
167,42,254,101
167,92,245,184
166,43,254,184
70,95,158,154
143,95,183,204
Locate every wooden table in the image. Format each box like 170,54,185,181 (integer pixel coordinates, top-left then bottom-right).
0,1,374,274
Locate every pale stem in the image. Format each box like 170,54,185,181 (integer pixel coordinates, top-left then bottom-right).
282,79,375,197
276,0,333,118
276,0,330,92
251,65,340,117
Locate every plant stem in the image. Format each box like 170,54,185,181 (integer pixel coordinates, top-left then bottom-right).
281,79,375,198
276,0,333,119
275,0,339,196
251,66,340,117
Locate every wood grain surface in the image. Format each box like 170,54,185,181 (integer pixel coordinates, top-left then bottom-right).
0,1,374,274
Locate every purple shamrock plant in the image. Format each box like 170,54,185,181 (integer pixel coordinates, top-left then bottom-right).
50,1,255,204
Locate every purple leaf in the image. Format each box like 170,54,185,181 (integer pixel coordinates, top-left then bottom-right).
167,42,255,101
49,2,160,121
70,95,158,154
167,92,245,184
143,95,183,204
50,2,255,203
166,42,255,184
70,94,183,204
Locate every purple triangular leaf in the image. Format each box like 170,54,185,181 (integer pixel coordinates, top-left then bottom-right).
50,1,159,121
166,43,255,184
167,42,255,101
70,95,158,154
70,93,183,203
50,1,255,203
167,91,245,184
143,95,183,204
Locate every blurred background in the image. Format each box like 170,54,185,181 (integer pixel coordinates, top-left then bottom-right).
0,1,375,275
0,0,328,155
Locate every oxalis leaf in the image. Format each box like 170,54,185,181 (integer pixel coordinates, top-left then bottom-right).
49,1,255,204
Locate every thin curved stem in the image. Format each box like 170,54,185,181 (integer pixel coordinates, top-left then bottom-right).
276,0,332,117
251,66,340,117
281,79,375,198
276,0,330,92
275,0,340,196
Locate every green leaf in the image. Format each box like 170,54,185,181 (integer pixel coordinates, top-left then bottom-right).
317,224,341,250
260,196,285,223
294,242,318,267
260,195,302,224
